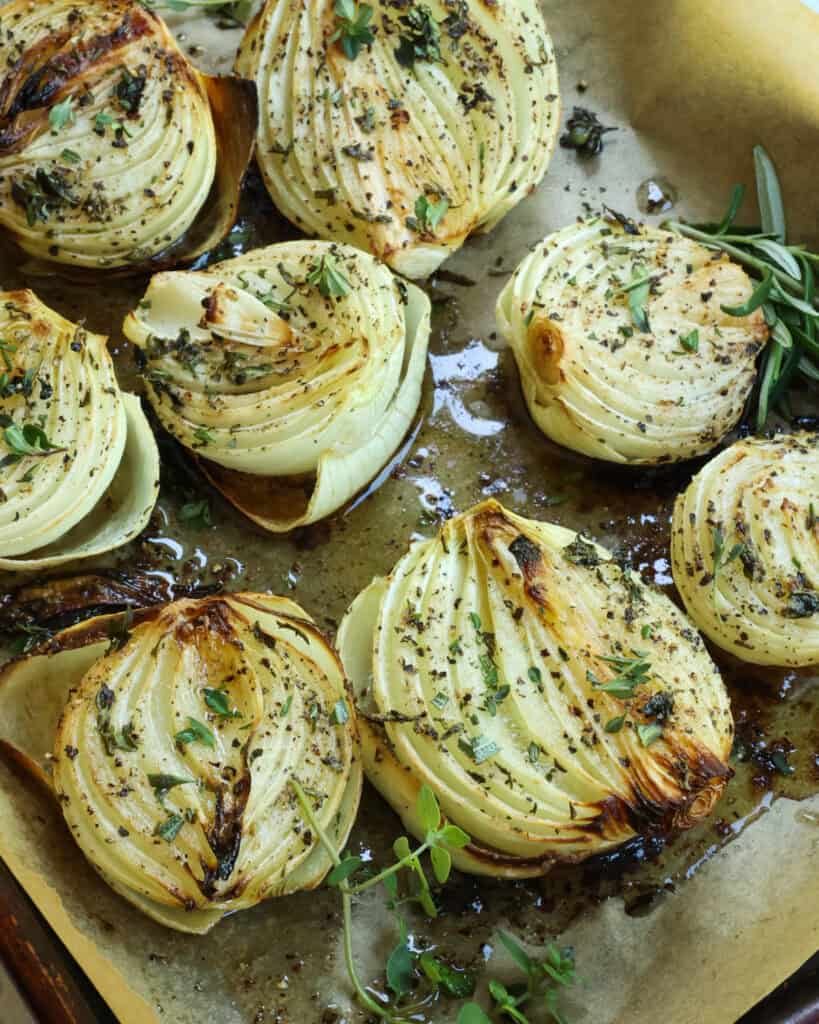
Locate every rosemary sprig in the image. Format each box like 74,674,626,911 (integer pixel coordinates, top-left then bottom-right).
665,145,819,431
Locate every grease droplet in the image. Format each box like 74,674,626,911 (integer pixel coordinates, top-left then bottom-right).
637,177,678,215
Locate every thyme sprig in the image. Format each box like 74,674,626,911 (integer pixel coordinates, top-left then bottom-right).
291,779,576,1022
458,931,577,1024
665,145,819,430
291,778,467,1022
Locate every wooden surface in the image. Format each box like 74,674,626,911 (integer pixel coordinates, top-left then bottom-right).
0,861,113,1024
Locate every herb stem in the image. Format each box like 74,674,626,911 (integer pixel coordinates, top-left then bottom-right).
289,778,408,1024
348,842,432,896
664,220,809,301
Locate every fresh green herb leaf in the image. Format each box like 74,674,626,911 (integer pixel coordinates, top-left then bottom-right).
203,688,242,719
174,717,215,748
754,144,786,244
3,422,64,460
395,5,444,67
721,267,774,316
417,783,441,833
440,823,470,848
604,715,625,733
679,328,699,353
637,722,663,747
179,499,211,529
626,270,651,332
327,854,363,886
458,734,499,765
49,96,75,131
431,690,450,710
306,254,351,299
711,525,746,592
497,929,534,974
193,426,215,446
147,773,193,802
154,813,185,843
430,844,452,883
419,951,476,997
413,193,450,234
330,0,375,60
716,183,746,235
457,1005,493,1024
329,698,350,726
386,916,414,997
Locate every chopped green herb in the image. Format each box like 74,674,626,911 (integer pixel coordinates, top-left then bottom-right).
329,0,375,60
711,525,746,593
147,773,193,802
154,813,185,843
203,688,242,719
458,734,499,765
679,328,700,353
174,717,215,748
563,533,600,567
3,422,64,461
394,5,444,67
430,691,449,710
604,715,625,733
637,722,663,747
412,193,450,234
49,96,75,131
329,699,350,725
307,254,351,299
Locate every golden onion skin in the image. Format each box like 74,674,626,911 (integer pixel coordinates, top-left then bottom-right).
35,595,362,932
0,0,217,269
123,240,430,532
496,220,768,464
0,290,158,569
672,433,819,667
339,499,732,877
237,0,560,279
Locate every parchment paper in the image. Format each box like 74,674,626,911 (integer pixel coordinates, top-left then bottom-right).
1,2,818,1022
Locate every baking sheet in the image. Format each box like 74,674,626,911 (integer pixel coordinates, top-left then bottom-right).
1,1,818,1022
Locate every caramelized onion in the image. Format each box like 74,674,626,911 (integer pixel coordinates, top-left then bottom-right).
672,433,819,666
497,220,768,464
339,499,732,876
237,0,560,278
0,594,362,932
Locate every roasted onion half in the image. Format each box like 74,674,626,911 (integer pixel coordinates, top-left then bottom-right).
0,0,255,270
0,594,362,933
339,499,732,876
123,240,430,532
496,220,768,464
0,290,158,570
672,433,819,667
236,0,560,279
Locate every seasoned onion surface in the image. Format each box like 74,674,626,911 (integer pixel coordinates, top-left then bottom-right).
124,241,430,532
672,433,819,667
339,499,732,877
0,0,217,268
237,0,560,279
2,595,364,933
0,290,158,569
497,220,768,464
